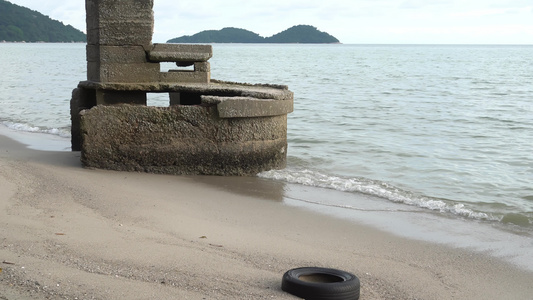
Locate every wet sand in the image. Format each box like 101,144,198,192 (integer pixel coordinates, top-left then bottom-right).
1,131,533,299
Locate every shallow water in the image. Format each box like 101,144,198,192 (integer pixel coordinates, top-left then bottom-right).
1,43,532,231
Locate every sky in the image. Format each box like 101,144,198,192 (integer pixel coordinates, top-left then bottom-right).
7,0,533,44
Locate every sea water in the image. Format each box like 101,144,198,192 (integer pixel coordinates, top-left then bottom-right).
211,44,533,232
1,43,532,233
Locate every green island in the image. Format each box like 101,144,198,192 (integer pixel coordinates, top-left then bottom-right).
0,0,86,42
167,25,340,44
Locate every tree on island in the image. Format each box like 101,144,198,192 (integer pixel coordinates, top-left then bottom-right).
168,27,264,43
168,25,340,44
265,25,339,43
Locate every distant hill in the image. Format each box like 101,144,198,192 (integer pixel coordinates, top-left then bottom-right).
266,25,339,43
168,25,340,44
0,0,86,42
168,27,264,44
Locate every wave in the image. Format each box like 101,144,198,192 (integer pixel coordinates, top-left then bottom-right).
258,168,497,221
1,121,71,138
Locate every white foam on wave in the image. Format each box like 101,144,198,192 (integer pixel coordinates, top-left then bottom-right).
2,121,70,138
258,168,496,221
0,121,71,151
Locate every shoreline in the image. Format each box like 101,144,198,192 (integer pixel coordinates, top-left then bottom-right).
1,132,533,299
4,125,531,272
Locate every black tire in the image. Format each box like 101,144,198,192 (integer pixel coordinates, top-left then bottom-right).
281,267,360,300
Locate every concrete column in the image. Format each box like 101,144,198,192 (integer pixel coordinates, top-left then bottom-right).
86,0,154,47
85,0,158,83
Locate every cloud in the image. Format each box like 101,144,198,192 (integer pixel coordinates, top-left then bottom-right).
399,0,453,10
6,0,533,44
451,8,510,18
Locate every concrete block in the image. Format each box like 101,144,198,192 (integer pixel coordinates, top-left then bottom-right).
96,90,147,105
86,45,148,63
86,0,154,23
169,93,181,105
194,62,210,72
88,61,160,83
70,87,97,151
79,105,288,175
86,0,154,46
87,21,154,46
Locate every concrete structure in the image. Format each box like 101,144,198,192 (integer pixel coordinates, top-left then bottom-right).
70,0,293,175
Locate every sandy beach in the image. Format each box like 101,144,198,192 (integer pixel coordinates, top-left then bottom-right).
1,131,533,300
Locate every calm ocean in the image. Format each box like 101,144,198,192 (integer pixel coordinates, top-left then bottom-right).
1,43,532,233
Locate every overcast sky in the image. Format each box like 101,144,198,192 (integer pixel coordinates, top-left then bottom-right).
8,0,533,44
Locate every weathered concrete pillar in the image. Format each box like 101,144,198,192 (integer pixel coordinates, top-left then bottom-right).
79,104,289,176
85,0,159,86
86,0,154,47
71,0,293,176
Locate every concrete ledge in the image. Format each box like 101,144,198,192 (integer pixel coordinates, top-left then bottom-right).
148,44,213,63
77,80,293,100
202,96,294,118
